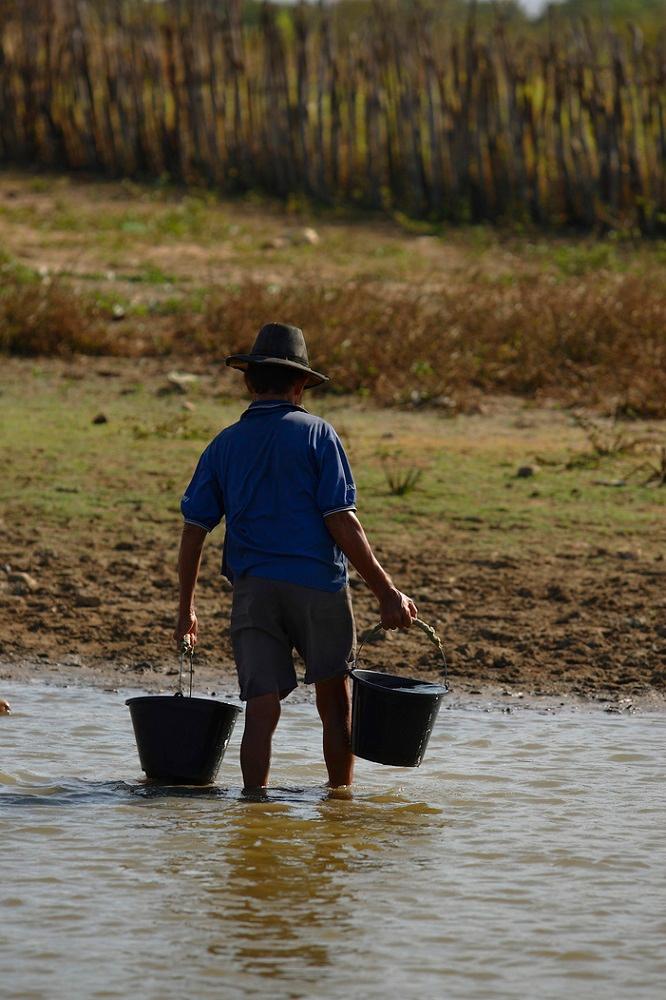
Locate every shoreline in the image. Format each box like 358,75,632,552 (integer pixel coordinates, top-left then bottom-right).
3,658,665,716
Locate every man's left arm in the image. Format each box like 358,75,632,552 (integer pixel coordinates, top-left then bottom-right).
173,523,208,644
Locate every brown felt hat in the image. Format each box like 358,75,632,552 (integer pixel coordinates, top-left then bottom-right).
225,323,328,388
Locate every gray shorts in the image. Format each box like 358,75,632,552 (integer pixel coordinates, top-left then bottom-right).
230,575,356,701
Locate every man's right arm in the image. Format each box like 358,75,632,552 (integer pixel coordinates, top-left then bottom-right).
173,522,208,644
324,510,417,629
176,441,225,645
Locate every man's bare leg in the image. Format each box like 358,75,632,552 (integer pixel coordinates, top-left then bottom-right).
240,692,281,791
315,674,353,787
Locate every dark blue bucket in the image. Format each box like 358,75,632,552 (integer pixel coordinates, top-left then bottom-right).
350,669,445,766
126,694,241,785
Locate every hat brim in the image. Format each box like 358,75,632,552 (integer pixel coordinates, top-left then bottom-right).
225,354,328,389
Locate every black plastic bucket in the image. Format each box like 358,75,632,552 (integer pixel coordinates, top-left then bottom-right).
126,695,241,785
350,669,446,767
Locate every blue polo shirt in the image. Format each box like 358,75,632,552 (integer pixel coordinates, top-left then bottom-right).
181,401,356,592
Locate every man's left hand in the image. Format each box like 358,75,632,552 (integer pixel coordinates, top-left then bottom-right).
379,587,417,630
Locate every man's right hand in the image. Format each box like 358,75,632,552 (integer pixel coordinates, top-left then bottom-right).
173,609,198,646
379,587,417,630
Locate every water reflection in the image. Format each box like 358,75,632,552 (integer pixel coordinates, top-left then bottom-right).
149,787,442,988
216,804,350,977
157,799,356,983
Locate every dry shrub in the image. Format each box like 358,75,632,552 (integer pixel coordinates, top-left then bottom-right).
2,271,664,416
173,272,666,415
0,282,111,357
430,273,666,413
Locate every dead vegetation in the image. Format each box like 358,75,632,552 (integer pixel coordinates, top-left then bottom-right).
2,267,665,415
565,414,666,486
627,446,666,487
566,414,649,468
0,280,111,357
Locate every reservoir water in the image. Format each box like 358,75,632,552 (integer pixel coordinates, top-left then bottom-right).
0,681,664,999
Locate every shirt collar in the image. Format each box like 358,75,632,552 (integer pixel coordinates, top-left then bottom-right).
242,400,308,417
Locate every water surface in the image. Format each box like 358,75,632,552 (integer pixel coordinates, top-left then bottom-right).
1,682,664,999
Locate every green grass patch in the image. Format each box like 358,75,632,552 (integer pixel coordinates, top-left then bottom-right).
3,365,661,564
0,249,39,285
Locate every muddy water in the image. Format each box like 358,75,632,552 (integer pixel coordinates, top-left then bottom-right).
0,683,664,1000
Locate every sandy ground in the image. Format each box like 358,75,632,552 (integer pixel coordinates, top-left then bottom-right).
2,518,665,713
1,361,665,715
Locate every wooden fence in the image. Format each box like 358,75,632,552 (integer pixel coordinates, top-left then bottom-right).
0,0,664,231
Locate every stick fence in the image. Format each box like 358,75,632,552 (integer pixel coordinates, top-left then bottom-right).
0,0,664,231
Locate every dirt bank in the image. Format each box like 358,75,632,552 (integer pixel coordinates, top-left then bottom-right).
2,522,665,710
1,358,665,707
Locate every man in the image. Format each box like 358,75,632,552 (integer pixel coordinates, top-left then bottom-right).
174,323,417,792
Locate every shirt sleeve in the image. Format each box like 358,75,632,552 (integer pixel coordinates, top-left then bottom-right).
180,444,224,533
315,426,357,517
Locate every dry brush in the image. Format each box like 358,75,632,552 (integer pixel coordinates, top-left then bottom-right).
2,270,664,416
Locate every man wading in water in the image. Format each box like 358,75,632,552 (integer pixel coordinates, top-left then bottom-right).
174,323,417,792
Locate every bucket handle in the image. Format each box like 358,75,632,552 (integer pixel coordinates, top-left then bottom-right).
350,618,449,691
177,637,194,698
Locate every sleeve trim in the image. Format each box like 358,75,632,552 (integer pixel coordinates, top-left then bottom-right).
322,505,357,518
183,518,213,533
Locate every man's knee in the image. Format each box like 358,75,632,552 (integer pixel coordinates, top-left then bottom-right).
315,674,351,723
244,691,281,732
